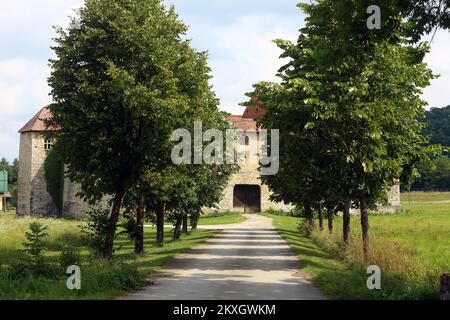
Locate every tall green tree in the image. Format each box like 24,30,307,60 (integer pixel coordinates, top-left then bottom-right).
423,106,450,147
126,111,238,249
255,0,437,257
48,0,217,259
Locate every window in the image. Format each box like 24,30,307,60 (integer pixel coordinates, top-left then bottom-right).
239,134,250,146
44,139,53,151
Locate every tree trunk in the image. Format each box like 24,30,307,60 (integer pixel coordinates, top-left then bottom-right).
440,274,450,300
182,213,189,234
135,195,145,254
304,204,313,227
317,206,324,231
156,202,165,247
343,205,351,244
360,196,370,259
327,209,334,233
103,188,125,260
191,210,200,230
173,215,183,240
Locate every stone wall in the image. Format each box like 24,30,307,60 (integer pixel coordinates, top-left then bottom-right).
375,184,402,214
62,177,110,219
29,133,58,216
18,131,401,218
17,133,32,215
214,132,293,213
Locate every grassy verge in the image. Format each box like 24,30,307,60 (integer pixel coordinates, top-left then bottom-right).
198,212,246,225
0,215,217,300
264,202,449,299
0,209,16,216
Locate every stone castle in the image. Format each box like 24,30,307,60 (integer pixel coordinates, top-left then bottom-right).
17,106,401,218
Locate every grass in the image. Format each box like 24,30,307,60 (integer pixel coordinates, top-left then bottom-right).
0,214,217,300
198,212,246,225
0,209,16,216
263,192,450,300
401,191,450,214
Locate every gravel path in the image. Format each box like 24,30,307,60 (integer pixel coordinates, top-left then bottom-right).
125,214,327,300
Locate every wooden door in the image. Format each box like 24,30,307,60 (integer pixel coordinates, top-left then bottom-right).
233,185,261,213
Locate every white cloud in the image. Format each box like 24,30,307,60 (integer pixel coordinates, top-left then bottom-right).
0,1,84,162
209,14,299,115
0,58,51,161
423,31,450,109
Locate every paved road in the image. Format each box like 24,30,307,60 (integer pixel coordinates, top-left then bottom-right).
125,214,327,300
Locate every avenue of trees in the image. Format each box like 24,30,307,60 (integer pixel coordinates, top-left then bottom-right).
47,0,237,259
250,0,449,257
43,0,449,261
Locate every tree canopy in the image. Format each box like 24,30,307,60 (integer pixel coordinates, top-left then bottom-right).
251,0,438,256
47,0,230,258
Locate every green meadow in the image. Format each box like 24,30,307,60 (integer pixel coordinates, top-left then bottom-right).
265,192,450,299
0,214,217,300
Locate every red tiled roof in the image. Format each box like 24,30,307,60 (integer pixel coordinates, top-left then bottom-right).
21,105,267,134
228,115,260,132
242,106,267,119
18,107,55,133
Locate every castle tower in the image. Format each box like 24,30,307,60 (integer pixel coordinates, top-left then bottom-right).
17,107,58,216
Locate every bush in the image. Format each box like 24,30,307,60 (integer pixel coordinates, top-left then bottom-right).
298,220,313,237
82,260,145,292
80,208,113,254
13,222,60,279
21,222,48,259
59,245,81,270
204,211,239,218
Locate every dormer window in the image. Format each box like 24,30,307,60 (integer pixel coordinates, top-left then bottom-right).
44,139,53,151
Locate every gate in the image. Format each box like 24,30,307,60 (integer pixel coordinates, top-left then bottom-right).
233,185,261,213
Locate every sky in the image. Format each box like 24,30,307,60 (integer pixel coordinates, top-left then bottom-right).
0,0,449,162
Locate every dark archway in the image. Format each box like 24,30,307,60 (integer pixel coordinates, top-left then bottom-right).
233,185,261,213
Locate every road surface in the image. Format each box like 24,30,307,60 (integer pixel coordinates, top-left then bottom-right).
125,214,327,300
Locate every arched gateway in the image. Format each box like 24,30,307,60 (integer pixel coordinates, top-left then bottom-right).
233,185,261,213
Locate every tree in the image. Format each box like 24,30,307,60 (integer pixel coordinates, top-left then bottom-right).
400,0,450,42
136,111,237,248
254,0,436,258
423,106,450,147
48,0,214,259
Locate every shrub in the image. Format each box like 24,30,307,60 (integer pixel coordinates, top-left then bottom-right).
21,222,49,260
204,211,239,218
298,220,313,237
9,223,60,279
82,261,145,292
80,208,113,254
59,245,81,270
